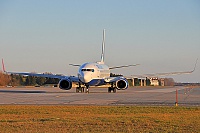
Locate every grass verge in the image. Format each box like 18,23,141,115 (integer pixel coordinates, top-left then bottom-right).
0,105,199,132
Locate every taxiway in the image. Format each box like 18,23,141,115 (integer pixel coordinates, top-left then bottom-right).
0,86,199,106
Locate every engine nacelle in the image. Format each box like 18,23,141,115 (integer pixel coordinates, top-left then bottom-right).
58,78,72,90
116,78,129,90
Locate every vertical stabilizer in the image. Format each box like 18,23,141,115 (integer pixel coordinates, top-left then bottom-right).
2,59,6,72
100,29,105,63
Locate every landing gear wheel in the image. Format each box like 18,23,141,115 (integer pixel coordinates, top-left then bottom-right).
76,87,79,93
85,85,89,93
108,87,112,93
86,88,89,93
76,87,85,93
113,87,116,93
81,87,84,93
108,87,116,93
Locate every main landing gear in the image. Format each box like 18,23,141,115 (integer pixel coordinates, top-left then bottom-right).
108,84,116,93
76,86,85,93
76,83,89,93
108,87,116,93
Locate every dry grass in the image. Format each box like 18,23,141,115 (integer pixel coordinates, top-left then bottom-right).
0,106,199,133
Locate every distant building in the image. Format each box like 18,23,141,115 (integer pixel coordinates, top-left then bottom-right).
130,77,174,86
149,77,159,86
161,78,165,86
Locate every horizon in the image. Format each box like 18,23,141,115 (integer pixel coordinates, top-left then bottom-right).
0,0,199,83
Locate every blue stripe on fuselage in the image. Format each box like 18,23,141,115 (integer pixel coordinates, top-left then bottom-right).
87,79,105,86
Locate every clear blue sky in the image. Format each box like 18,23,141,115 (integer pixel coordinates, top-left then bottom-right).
0,0,200,82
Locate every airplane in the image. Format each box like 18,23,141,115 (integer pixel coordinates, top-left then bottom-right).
2,29,139,93
1,30,197,93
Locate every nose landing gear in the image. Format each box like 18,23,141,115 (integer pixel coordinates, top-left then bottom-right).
85,85,89,93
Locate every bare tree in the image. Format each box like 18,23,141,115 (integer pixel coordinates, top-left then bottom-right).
0,71,10,86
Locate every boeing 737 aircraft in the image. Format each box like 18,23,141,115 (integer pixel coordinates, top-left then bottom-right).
2,30,197,93
2,30,140,93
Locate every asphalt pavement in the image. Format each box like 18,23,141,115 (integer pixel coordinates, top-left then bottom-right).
0,86,199,106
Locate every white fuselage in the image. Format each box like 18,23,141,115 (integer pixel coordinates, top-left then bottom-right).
78,62,110,85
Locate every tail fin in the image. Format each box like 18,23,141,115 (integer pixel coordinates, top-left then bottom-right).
2,59,6,72
100,29,105,64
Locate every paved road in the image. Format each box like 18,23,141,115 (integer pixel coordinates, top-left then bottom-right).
0,86,199,106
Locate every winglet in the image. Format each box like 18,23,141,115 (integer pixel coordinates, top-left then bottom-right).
2,59,6,72
192,58,198,72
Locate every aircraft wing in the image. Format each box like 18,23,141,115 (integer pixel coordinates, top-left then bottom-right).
5,71,79,82
1,59,79,82
104,76,126,83
131,59,198,78
103,76,129,90
6,71,64,78
132,71,194,78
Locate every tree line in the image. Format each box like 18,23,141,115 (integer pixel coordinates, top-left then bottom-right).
0,71,59,86
0,71,10,86
0,71,175,87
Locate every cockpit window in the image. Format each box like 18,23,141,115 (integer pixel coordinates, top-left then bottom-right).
81,69,94,72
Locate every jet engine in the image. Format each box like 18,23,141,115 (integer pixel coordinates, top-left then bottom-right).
116,78,129,90
58,78,72,90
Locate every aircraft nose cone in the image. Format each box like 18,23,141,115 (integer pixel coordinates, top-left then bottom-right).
83,73,91,83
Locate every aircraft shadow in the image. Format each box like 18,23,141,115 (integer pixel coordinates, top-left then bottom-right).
0,90,76,94
0,90,46,94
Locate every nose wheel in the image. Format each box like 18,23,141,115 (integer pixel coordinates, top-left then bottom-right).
85,85,89,93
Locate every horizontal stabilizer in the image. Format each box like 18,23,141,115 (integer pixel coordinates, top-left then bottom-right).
109,64,140,69
69,64,81,67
